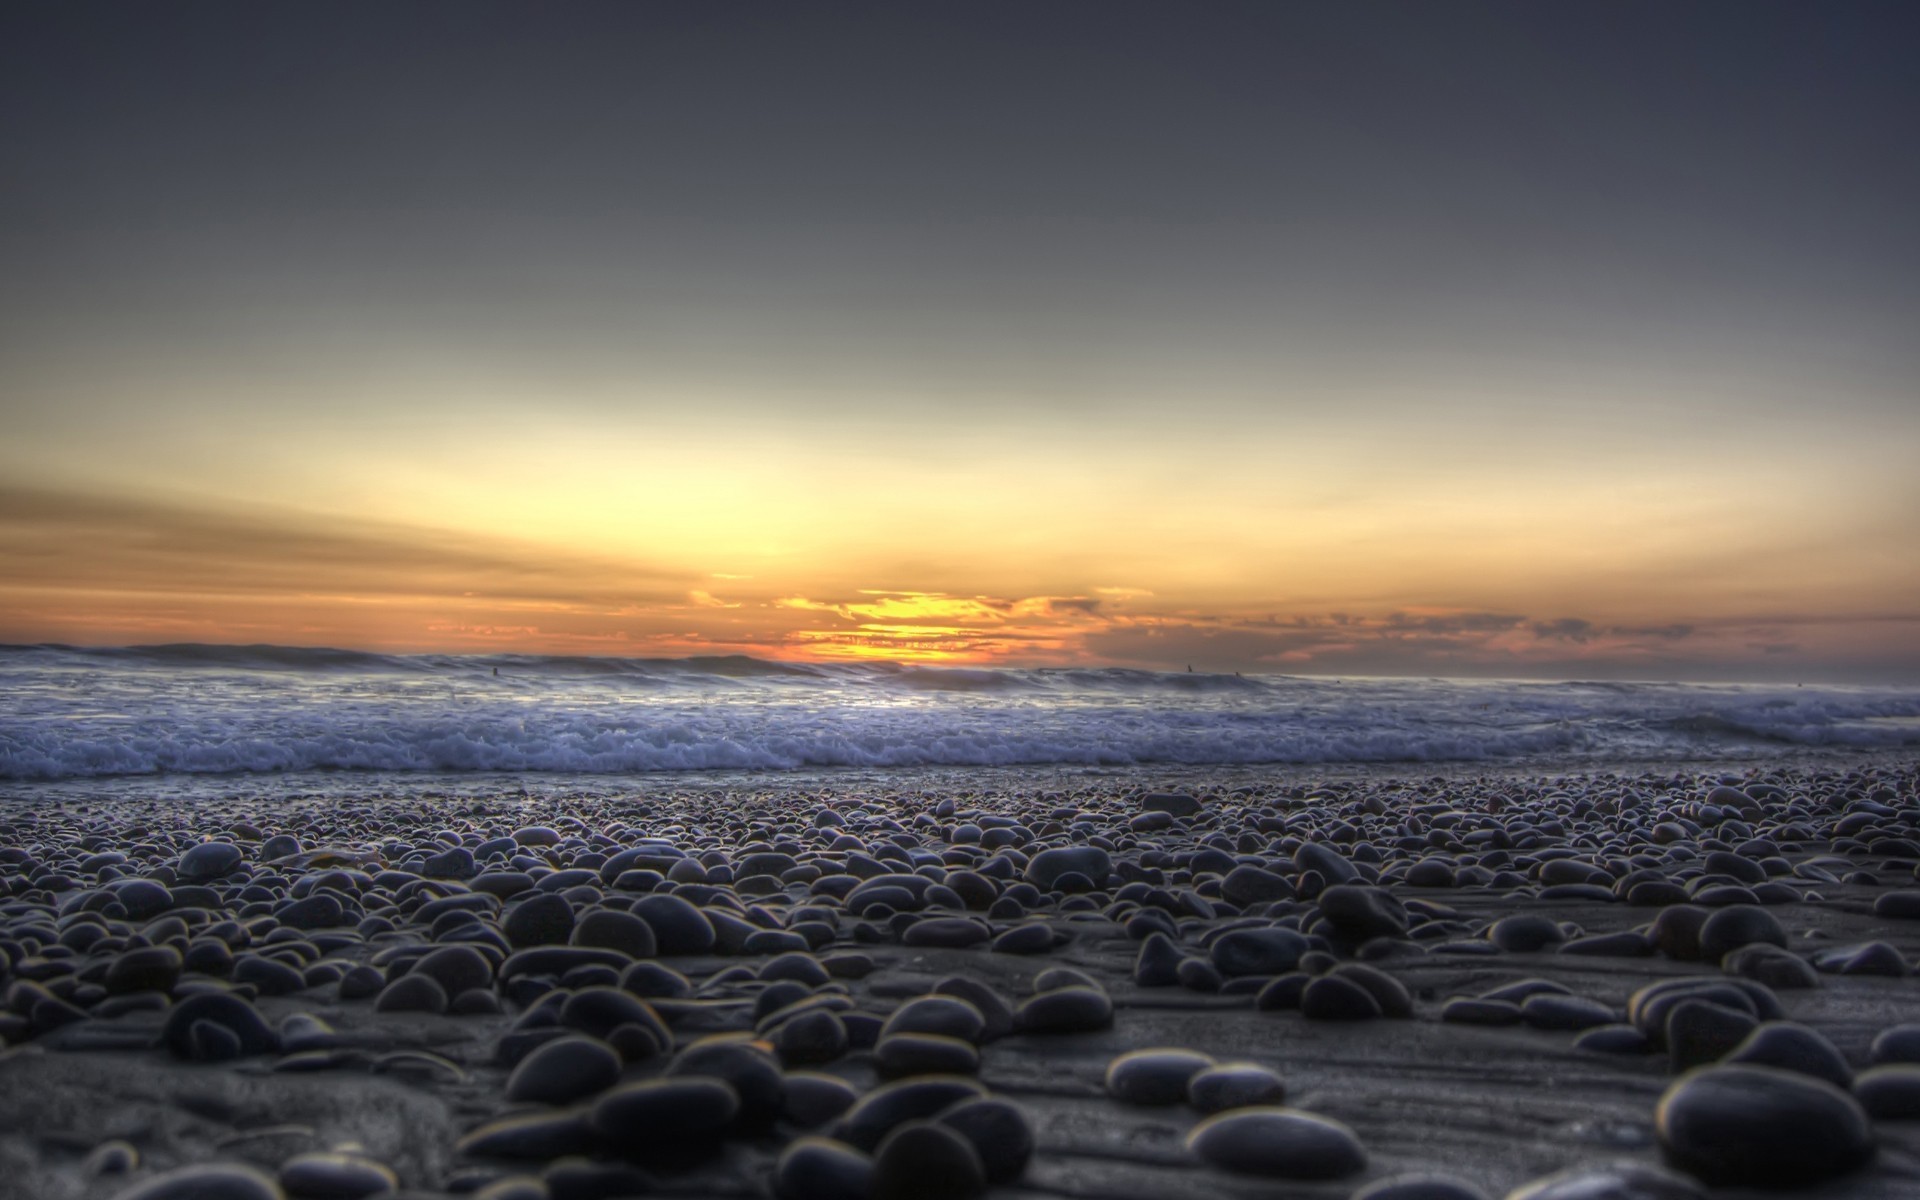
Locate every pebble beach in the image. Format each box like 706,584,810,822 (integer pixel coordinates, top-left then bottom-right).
5,759,1920,1200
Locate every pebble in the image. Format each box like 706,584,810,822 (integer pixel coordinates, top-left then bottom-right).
1655,1064,1874,1186
277,1152,397,1199
1355,1174,1492,1200
1186,1106,1368,1179
773,1137,873,1200
1208,927,1309,976
1721,1021,1851,1088
1504,1160,1704,1200
1853,1064,1920,1119
1106,1048,1215,1105
588,1077,741,1154
1188,1062,1288,1112
506,1035,624,1104
873,1120,986,1200
1014,986,1112,1033
935,1097,1033,1184
108,1163,287,1200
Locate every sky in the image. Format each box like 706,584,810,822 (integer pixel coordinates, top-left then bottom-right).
2,1,1916,680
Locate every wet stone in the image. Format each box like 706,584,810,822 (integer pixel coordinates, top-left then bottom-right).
1188,1061,1287,1113
774,1137,873,1200
1186,1106,1368,1179
107,1163,286,1200
1106,1048,1215,1105
276,1152,396,1199
873,1120,985,1200
589,1077,741,1154
1853,1064,1920,1119
1655,1064,1874,1187
935,1097,1033,1185
506,1035,623,1105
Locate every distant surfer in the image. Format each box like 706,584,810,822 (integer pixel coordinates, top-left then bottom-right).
493,667,499,677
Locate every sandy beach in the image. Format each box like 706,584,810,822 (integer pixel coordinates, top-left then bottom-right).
3,760,1919,1200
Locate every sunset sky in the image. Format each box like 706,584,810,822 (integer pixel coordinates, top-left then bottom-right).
2,2,1916,680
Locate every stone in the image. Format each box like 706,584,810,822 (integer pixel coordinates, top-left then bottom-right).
107,1163,286,1200
588,1077,740,1153
504,893,576,949
935,1097,1033,1184
1188,1062,1287,1113
506,1035,623,1105
1186,1106,1367,1179
162,992,278,1059
1014,987,1112,1033
1722,1022,1851,1088
1696,905,1786,962
177,842,245,882
570,909,657,958
872,1120,985,1200
1105,1048,1214,1105
1655,1064,1873,1187
630,894,717,955
276,1152,396,1199
1025,847,1112,890
773,1137,873,1200
1504,1161,1704,1200
1208,927,1308,976
1853,1064,1920,1119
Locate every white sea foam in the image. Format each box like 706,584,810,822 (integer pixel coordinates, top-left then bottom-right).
1,645,1916,781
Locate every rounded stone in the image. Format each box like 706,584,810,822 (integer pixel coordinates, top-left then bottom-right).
839,1076,988,1151
178,842,245,882
1487,914,1565,953
1105,1048,1215,1105
883,996,986,1043
1696,905,1786,963
1209,927,1309,976
1504,1160,1705,1200
106,946,183,995
630,894,717,955
107,1163,286,1200
1186,1106,1367,1179
876,1033,979,1077
1355,1174,1492,1200
374,974,447,1014
1301,975,1384,1021
782,1072,862,1128
1655,1064,1874,1187
1722,1022,1851,1088
277,1152,396,1199
935,1097,1033,1185
588,1077,740,1151
570,909,657,958
1854,1064,1920,1119
411,945,493,996
506,1035,623,1105
162,992,278,1059
1014,986,1112,1033
1024,846,1112,890
773,1137,873,1200
504,893,576,949
1188,1062,1287,1113
873,1120,985,1200
1870,1023,1920,1064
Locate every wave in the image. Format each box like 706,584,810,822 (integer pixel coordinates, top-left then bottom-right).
2,643,1917,781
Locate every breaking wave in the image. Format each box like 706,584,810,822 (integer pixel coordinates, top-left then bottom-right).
1,644,1916,781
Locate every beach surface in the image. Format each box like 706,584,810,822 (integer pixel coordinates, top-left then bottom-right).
3,759,1920,1200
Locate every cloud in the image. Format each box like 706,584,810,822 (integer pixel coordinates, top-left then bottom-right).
1529,617,1595,642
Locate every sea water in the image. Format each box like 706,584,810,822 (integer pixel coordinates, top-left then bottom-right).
3,644,1917,785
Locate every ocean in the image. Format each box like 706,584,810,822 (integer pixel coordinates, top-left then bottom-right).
2,644,1917,788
